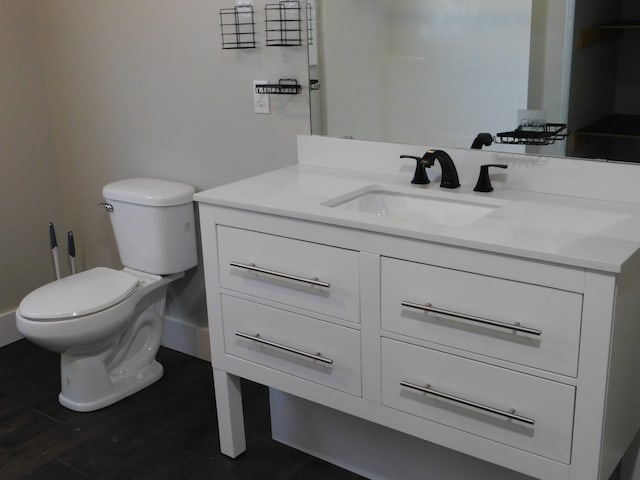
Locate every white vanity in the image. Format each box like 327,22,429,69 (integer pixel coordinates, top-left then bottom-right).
195,135,640,480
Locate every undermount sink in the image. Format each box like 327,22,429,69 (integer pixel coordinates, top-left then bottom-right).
324,186,503,227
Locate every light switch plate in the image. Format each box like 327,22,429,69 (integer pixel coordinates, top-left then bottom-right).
253,81,270,114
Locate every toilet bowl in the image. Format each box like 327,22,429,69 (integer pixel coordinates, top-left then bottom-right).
16,267,183,411
16,178,198,412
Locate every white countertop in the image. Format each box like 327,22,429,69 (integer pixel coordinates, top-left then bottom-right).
194,162,640,273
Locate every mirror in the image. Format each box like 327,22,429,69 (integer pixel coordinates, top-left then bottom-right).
308,0,640,162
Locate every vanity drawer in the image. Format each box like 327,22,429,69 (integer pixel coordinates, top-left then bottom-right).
381,338,575,463
381,257,582,376
222,295,362,396
217,226,359,323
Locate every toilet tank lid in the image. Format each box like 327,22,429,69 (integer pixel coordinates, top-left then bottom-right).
103,178,195,206
18,267,139,320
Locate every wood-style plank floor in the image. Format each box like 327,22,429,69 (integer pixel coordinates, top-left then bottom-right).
0,339,365,479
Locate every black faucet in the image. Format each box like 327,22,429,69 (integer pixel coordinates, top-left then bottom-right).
401,150,460,189
471,133,494,150
473,164,508,192
424,150,461,189
400,153,431,185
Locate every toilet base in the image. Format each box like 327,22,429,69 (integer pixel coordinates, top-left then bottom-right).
58,360,163,412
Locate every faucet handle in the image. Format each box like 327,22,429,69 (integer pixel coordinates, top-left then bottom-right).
400,155,430,185
474,164,508,192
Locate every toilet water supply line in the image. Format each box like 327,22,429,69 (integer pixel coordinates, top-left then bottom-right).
49,222,78,279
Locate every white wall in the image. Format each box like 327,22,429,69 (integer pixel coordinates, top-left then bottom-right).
527,0,574,157
0,0,60,335
319,0,532,149
32,0,311,345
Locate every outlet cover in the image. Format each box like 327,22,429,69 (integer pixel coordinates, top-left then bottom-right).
253,81,270,114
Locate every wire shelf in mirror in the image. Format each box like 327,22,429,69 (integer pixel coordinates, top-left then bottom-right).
494,123,568,146
306,2,314,45
255,78,302,95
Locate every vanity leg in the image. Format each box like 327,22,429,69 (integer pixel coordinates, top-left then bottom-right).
212,368,246,458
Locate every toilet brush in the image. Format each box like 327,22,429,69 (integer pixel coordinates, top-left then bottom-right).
68,231,76,275
49,222,61,280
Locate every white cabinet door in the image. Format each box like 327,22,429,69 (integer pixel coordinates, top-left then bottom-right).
381,257,582,376
381,338,575,463
218,226,360,323
222,295,362,396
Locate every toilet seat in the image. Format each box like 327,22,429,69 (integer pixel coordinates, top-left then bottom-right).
18,267,139,320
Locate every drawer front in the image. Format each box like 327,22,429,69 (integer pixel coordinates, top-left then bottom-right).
222,295,362,396
381,257,582,376
218,226,359,323
381,338,575,463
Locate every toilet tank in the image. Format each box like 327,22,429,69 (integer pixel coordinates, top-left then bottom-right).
102,178,198,275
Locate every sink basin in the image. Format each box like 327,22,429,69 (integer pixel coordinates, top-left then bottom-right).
324,186,502,227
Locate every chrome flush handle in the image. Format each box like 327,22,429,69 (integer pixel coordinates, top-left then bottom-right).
98,202,114,212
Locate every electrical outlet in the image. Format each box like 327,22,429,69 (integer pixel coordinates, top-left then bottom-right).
253,81,270,114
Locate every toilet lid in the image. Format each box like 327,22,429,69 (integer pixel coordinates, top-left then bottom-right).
18,267,139,320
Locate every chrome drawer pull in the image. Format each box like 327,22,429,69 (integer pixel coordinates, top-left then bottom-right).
235,331,334,365
230,261,331,288
401,301,541,336
400,380,535,426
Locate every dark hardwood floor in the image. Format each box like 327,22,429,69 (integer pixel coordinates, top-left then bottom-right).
0,339,364,479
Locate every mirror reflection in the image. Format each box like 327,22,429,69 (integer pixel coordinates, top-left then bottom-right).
308,0,640,162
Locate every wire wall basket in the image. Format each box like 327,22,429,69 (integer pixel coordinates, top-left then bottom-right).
220,5,256,49
265,1,303,46
494,123,568,146
255,78,302,95
306,2,314,45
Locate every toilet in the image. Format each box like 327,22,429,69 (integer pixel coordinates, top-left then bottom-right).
16,178,198,412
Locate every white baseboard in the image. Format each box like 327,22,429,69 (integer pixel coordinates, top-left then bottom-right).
0,310,22,348
162,315,210,361
270,390,531,480
1,309,209,360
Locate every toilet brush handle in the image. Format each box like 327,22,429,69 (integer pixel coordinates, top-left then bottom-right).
68,231,76,275
49,222,61,280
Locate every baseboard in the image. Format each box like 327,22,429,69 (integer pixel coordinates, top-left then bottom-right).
1,310,209,360
0,310,22,348
162,315,210,361
270,390,530,480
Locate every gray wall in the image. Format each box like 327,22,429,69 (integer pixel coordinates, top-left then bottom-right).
0,0,310,339
0,0,61,315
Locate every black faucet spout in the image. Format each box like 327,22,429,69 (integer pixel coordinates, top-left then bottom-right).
423,150,460,189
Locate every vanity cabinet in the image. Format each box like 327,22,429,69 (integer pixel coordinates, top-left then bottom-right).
198,204,640,480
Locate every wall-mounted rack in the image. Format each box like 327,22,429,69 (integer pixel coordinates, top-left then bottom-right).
265,1,303,46
472,124,567,149
220,5,256,49
494,123,568,146
306,2,314,46
255,78,302,95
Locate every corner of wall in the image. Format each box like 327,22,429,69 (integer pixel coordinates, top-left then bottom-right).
161,314,211,362
0,311,22,348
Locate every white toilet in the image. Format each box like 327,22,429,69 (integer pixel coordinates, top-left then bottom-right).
16,178,198,412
